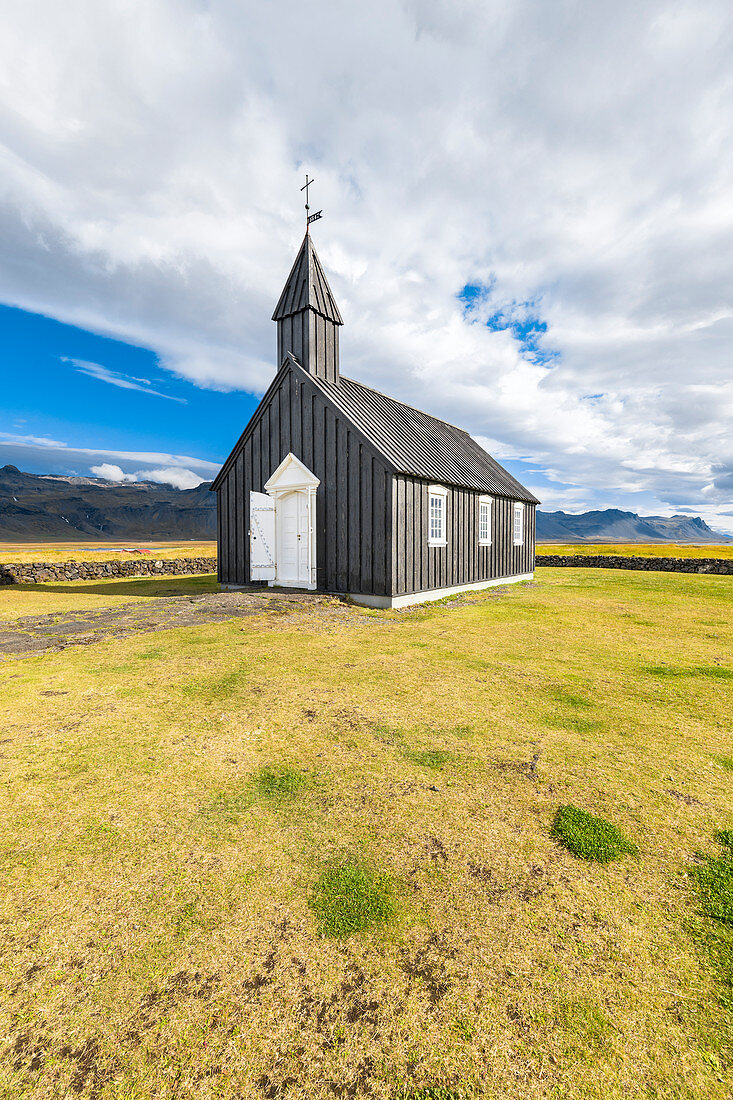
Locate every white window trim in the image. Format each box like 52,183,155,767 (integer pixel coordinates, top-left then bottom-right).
428,484,448,547
513,502,525,546
478,495,492,546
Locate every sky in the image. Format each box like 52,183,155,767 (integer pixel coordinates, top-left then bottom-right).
1,0,732,529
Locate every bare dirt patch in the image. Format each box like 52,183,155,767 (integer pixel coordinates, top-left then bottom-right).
0,582,526,659
0,590,365,658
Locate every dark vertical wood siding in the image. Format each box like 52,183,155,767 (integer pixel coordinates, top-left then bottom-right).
216,365,392,596
390,476,535,596
276,310,339,383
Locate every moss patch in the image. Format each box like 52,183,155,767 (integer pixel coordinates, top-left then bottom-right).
694,840,733,926
253,764,310,800
552,805,638,863
309,860,397,938
405,748,454,769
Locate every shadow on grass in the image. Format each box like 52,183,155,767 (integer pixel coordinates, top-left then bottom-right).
10,575,218,599
544,684,605,734
403,748,454,769
204,765,312,820
180,666,250,702
643,663,733,681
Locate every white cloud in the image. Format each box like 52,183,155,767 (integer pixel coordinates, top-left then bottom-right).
0,0,732,526
0,435,219,483
63,358,186,402
90,462,204,488
0,431,69,448
132,467,204,489
89,462,137,482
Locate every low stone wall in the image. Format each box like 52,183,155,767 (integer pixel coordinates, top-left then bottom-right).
0,557,218,585
536,554,733,575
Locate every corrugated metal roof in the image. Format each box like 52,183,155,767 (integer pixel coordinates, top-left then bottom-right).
272,233,343,324
299,360,540,503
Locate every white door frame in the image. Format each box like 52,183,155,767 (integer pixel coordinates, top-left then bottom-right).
263,453,319,590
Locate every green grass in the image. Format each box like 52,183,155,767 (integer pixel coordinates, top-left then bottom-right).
643,663,733,681
1,565,733,1098
308,859,397,937
404,748,454,769
180,665,250,701
552,805,639,863
694,836,733,926
205,765,310,818
688,833,733,1054
547,687,593,709
695,858,733,925
554,997,613,1051
396,1089,465,1100
252,764,310,799
0,571,218,621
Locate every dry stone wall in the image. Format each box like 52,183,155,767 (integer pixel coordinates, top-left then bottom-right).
536,554,733,575
0,557,217,585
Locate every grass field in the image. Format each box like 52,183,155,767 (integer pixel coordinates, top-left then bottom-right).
0,574,217,622
3,539,731,565
0,541,217,565
537,542,733,559
1,568,732,1098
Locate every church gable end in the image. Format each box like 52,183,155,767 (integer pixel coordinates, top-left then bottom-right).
215,359,393,596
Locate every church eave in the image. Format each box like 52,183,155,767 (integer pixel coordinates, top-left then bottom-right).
270,301,344,325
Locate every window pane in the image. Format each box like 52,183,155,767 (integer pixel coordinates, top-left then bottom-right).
479,501,489,541
429,494,444,541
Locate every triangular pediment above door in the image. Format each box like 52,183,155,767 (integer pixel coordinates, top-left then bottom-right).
264,452,320,493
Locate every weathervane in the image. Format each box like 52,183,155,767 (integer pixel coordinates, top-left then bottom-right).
301,173,323,230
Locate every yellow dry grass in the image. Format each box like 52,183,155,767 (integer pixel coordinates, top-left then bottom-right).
0,574,216,622
1,568,732,1098
0,541,217,565
537,541,733,559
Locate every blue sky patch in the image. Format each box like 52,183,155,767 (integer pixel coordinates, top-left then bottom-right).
0,305,259,472
458,284,557,366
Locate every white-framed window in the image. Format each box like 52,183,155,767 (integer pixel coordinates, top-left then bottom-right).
478,495,492,546
428,484,448,546
513,502,525,545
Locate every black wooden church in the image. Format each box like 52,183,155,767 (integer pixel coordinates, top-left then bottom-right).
212,231,538,608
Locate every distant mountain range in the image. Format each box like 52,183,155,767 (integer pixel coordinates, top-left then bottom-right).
536,508,732,544
0,464,215,540
1,465,730,545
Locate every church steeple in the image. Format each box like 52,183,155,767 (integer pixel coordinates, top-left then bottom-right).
272,233,343,384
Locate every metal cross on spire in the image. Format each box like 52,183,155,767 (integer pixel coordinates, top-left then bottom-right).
301,173,323,231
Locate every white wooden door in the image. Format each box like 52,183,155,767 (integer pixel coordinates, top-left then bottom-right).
277,491,310,585
249,492,276,581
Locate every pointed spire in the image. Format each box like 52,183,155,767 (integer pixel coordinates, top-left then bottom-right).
272,233,343,325
272,233,343,384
